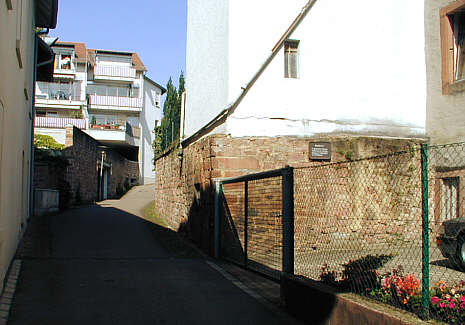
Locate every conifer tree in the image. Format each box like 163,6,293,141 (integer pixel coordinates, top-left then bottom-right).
152,72,185,158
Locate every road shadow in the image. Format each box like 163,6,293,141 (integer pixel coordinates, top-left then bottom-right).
16,204,202,260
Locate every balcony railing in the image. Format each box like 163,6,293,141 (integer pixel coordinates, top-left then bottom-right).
89,118,127,131
88,94,142,109
35,116,86,129
94,65,136,79
35,82,82,101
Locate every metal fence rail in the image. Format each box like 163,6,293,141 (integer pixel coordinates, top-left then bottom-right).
214,142,465,323
216,167,293,279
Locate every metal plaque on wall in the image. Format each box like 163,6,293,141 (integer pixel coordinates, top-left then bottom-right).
309,142,331,160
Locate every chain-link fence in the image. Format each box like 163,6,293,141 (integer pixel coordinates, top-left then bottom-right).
215,142,465,323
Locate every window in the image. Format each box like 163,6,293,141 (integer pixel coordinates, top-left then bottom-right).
441,177,459,221
284,40,299,79
440,1,465,93
54,52,75,71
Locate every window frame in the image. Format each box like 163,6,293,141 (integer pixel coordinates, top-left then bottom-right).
284,39,300,79
440,0,465,94
434,169,465,224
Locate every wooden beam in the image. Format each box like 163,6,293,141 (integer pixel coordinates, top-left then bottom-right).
440,15,454,94
440,0,465,18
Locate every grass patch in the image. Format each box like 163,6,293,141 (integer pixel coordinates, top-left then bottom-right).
141,201,202,259
141,201,169,228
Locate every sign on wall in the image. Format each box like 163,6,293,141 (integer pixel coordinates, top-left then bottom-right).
309,142,331,160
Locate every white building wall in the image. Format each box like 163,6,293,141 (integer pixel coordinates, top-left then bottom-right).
186,0,427,139
0,0,35,291
425,0,465,144
185,0,229,138
141,78,163,184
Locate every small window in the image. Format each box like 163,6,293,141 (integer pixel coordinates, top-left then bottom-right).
441,177,459,221
284,40,299,79
440,1,465,93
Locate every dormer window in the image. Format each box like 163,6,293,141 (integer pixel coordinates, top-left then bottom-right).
54,51,75,71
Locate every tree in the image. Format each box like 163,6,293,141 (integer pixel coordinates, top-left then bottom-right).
152,71,185,159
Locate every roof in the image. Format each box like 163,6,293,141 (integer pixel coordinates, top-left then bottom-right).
88,49,147,72
52,41,148,72
54,42,87,63
35,0,58,29
36,36,55,82
144,76,167,94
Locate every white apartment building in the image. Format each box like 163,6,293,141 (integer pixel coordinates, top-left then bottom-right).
35,42,166,184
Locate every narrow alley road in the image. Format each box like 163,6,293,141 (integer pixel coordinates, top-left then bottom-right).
9,185,292,325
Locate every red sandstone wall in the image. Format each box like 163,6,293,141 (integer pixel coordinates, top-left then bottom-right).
154,135,422,258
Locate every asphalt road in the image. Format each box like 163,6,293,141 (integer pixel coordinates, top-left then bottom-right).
9,186,291,325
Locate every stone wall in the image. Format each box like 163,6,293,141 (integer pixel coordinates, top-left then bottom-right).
154,134,423,257
64,126,99,203
34,126,140,208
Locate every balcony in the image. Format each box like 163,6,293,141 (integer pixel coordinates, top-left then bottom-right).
88,94,142,112
94,65,136,82
35,82,83,110
53,67,76,79
86,121,139,147
35,116,86,129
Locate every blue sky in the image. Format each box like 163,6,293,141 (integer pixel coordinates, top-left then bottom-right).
49,0,187,89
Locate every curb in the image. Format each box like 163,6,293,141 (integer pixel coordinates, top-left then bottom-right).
0,259,21,325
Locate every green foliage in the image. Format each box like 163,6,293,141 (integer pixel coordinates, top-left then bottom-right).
70,110,84,119
90,115,97,125
153,72,185,158
34,134,65,150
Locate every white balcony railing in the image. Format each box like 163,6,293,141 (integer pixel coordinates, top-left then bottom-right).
89,94,142,109
35,116,86,129
94,65,136,79
36,82,82,101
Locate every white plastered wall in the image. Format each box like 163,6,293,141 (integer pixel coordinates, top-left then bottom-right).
0,0,35,291
141,78,163,184
185,0,230,138
226,0,426,138
185,0,427,139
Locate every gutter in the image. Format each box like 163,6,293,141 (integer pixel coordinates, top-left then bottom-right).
180,0,317,148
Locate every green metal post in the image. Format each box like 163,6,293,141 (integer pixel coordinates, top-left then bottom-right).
421,143,430,318
282,166,294,275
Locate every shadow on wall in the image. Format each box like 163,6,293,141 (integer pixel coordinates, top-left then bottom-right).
178,184,215,254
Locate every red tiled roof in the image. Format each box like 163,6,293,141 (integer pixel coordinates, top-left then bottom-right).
54,42,87,63
53,41,147,72
87,49,147,72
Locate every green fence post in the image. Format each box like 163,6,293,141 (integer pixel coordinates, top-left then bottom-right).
282,166,294,275
421,143,430,319
214,181,223,259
